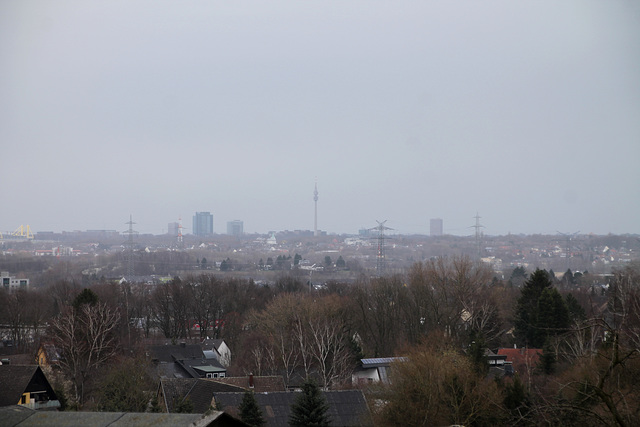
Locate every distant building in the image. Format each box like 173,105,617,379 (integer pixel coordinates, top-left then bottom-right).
226,220,243,237
430,218,443,236
1,272,29,292
192,212,213,237
167,222,179,236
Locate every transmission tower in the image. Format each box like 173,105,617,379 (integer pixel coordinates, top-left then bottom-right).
557,230,579,270
177,216,184,248
472,213,484,259
370,220,393,277
313,179,319,237
123,215,138,279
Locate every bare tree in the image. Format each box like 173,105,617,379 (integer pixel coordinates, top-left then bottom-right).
49,302,120,405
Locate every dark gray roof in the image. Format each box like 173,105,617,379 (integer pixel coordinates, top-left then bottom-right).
214,376,286,393
0,366,57,408
359,357,407,368
0,405,248,426
150,345,226,379
160,378,245,413
213,390,372,427
150,344,206,363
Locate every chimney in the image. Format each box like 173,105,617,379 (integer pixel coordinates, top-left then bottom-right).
249,373,254,388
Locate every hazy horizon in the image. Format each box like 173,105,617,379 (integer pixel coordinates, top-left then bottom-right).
2,1,639,236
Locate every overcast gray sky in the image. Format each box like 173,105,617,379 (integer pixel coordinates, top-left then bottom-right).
1,1,639,236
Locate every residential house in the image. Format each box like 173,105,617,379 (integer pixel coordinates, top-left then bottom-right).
150,343,227,379
0,405,250,426
201,338,232,368
157,378,245,413
36,343,61,367
497,347,542,377
0,365,60,410
214,375,286,393
351,357,407,386
213,390,372,427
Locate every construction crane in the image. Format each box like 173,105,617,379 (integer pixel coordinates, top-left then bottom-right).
12,225,34,239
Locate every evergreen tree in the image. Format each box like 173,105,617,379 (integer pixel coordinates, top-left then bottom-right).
514,269,553,347
467,337,489,376
565,293,586,322
174,397,194,413
335,256,346,269
289,379,331,427
239,390,265,427
538,339,556,375
73,288,99,310
503,374,530,422
534,287,570,346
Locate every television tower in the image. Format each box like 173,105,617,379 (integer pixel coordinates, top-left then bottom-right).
313,179,319,237
370,220,393,277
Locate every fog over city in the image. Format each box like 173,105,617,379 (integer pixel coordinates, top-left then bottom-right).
2,1,639,236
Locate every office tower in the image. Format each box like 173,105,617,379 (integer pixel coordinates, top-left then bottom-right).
430,218,443,236
193,212,214,237
227,220,244,237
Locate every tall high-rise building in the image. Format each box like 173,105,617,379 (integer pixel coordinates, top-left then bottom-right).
193,212,213,237
430,218,443,236
167,222,179,236
227,220,244,237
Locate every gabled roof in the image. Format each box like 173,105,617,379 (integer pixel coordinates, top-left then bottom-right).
214,376,286,393
0,365,57,407
160,378,245,413
0,405,250,426
150,344,226,379
497,348,542,370
150,344,206,363
360,357,407,368
213,390,372,427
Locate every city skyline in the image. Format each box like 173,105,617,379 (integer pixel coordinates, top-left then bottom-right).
1,1,639,236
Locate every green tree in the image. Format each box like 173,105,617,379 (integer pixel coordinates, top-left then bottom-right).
565,293,586,322
289,379,330,427
293,253,302,266
335,256,346,269
174,396,194,413
324,256,332,267
538,338,556,375
72,288,98,310
514,269,553,347
503,374,530,423
467,336,488,376
96,358,155,412
239,390,265,426
534,287,570,346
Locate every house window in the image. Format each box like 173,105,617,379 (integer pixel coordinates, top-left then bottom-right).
219,373,225,378
213,373,218,378
21,395,27,404
206,373,213,378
